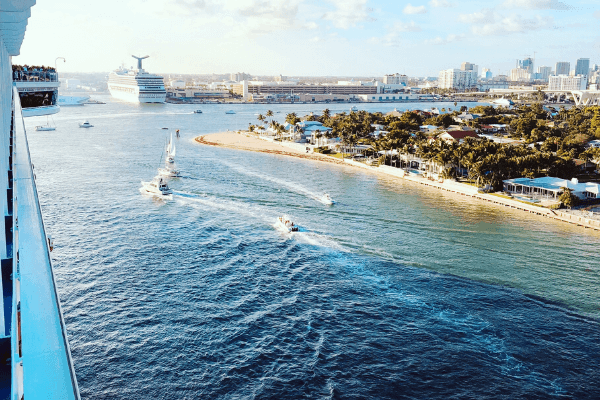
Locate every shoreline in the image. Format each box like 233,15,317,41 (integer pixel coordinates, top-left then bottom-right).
195,132,600,233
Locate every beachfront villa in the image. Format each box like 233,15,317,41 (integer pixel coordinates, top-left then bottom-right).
438,130,480,144
503,177,600,200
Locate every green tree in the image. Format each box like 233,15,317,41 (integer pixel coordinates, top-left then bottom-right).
559,187,578,209
286,112,300,125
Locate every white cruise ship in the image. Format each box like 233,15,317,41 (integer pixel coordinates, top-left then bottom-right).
108,56,166,103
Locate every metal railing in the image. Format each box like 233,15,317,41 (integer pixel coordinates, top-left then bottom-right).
12,69,58,83
11,87,80,400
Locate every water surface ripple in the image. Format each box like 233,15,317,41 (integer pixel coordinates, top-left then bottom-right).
27,98,600,399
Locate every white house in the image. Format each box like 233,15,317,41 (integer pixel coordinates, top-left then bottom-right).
503,177,600,200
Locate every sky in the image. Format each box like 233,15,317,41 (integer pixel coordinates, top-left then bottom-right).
12,0,600,77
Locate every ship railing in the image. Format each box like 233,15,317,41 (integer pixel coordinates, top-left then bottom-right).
10,87,81,399
12,70,58,83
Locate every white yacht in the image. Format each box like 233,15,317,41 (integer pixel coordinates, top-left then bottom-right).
320,193,335,205
140,176,173,198
108,56,166,103
276,216,299,232
79,120,93,128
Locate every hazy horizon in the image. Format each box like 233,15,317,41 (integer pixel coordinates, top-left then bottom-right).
13,0,600,77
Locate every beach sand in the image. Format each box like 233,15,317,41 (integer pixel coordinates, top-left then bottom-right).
195,132,346,166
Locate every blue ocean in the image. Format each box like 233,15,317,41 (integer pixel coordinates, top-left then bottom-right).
26,98,600,399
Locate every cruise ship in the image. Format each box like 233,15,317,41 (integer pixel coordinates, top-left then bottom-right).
108,56,166,103
1,1,81,398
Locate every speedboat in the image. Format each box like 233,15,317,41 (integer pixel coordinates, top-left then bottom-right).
161,127,168,130
320,193,335,205
350,106,358,112
193,110,202,114
276,216,299,232
158,166,181,177
225,110,236,114
79,120,93,128
140,176,173,198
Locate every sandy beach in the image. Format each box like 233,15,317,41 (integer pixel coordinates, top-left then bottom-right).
195,131,347,166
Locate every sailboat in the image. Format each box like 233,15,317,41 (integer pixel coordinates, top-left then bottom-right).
166,133,176,163
35,115,56,131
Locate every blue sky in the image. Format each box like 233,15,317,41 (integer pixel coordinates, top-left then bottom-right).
14,0,600,77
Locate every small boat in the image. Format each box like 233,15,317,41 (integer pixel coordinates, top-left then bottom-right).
276,216,298,232
79,120,93,128
350,106,358,112
35,116,56,131
193,110,202,114
161,127,169,130
225,110,236,114
158,166,181,177
140,176,173,198
166,133,176,163
320,193,335,205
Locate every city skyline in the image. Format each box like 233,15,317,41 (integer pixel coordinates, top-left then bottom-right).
13,0,600,77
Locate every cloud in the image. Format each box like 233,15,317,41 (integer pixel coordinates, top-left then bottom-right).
375,21,421,47
501,0,572,10
425,33,465,45
594,10,600,19
429,0,453,7
322,0,375,29
459,10,554,35
403,4,427,14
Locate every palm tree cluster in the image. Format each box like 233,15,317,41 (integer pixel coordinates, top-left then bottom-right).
291,103,600,189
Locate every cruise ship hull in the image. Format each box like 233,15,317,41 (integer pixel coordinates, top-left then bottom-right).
108,87,166,103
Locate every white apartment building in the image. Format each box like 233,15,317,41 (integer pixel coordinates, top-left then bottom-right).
383,73,408,85
438,69,477,90
548,74,588,91
510,68,531,82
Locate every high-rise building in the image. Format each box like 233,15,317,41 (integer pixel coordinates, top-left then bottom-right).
481,68,492,80
575,58,590,76
461,62,477,73
511,68,531,82
438,65,478,90
555,62,570,76
230,72,251,81
518,58,534,73
382,73,408,85
548,74,588,91
537,66,552,81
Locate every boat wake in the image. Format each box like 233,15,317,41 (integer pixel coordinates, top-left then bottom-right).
219,161,330,205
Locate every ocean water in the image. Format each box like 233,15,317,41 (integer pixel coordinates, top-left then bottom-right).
26,98,600,399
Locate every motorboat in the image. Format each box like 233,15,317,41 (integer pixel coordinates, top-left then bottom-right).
193,110,202,114
165,133,176,163
320,193,335,205
350,106,358,112
158,166,181,177
140,176,173,198
161,127,168,130
35,116,56,131
79,120,93,128
225,110,236,114
276,216,299,232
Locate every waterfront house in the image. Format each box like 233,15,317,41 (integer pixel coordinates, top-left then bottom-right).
438,130,480,144
503,177,600,200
